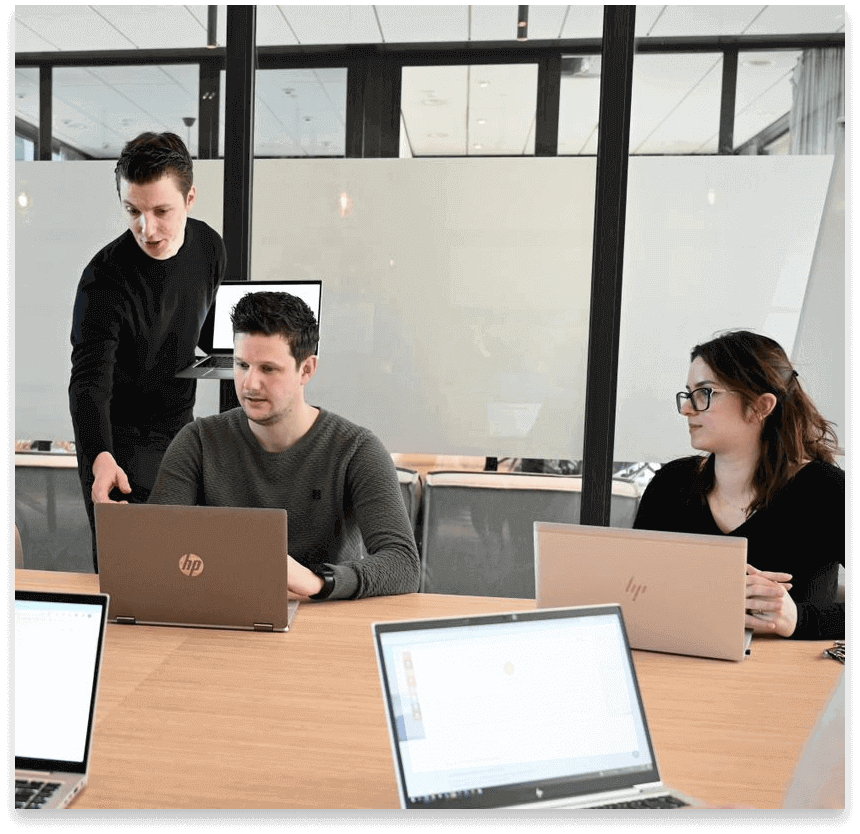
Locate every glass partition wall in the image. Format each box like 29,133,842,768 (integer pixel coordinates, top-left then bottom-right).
14,5,845,534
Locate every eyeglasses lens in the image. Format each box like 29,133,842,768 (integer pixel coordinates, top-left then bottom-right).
691,389,710,411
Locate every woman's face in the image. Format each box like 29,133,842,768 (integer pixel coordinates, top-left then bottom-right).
681,357,763,456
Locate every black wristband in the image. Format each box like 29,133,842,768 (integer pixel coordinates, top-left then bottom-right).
310,566,336,600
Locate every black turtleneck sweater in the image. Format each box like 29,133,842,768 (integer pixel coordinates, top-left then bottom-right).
69,217,226,464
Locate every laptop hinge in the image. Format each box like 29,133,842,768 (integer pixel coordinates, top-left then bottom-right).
115,616,137,625
253,623,274,632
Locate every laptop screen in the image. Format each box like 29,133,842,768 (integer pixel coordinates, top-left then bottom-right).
374,606,661,809
15,592,109,773
207,280,323,352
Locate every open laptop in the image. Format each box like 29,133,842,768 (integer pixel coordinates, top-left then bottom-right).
15,590,109,809
534,522,750,661
177,279,322,379
373,604,701,809
95,503,298,631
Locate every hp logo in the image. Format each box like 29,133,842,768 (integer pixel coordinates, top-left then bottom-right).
625,576,646,602
179,554,204,577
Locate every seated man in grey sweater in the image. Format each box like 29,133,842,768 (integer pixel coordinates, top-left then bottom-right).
148,291,420,601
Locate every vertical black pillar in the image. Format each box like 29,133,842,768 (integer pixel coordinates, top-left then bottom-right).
345,60,365,158
220,5,256,411
718,48,739,155
38,64,52,161
535,52,561,156
580,5,636,526
198,59,220,160
362,55,401,157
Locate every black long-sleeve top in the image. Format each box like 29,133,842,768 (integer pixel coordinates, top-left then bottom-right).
69,218,226,464
633,455,844,640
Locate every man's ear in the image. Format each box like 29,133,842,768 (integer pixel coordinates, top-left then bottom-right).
300,355,318,384
185,184,197,211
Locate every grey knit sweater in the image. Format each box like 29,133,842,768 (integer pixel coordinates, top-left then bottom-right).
148,407,419,600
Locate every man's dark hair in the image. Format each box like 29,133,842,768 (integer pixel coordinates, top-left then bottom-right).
114,132,193,198
231,292,319,365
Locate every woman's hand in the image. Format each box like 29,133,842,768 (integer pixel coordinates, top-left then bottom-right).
745,564,798,637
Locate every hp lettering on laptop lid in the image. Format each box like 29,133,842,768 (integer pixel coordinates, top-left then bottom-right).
15,590,109,809
177,279,322,379
534,523,750,662
373,605,700,810
95,503,297,632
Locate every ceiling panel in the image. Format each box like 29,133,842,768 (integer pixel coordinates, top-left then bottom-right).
15,6,136,51
745,5,845,35
95,5,210,50
375,4,469,43
557,5,604,39
263,4,380,45
13,5,845,160
638,5,766,38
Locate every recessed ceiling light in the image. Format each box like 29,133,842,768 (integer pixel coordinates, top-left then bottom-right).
422,98,447,106
745,58,774,67
478,81,489,88
472,143,483,150
477,118,487,125
427,132,449,138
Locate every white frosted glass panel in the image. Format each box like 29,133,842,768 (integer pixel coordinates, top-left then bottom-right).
251,158,594,458
616,155,834,464
14,161,224,443
14,156,834,467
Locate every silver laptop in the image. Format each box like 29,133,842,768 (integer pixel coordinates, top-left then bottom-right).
373,605,701,809
15,590,109,809
177,279,322,379
535,522,750,661
95,503,298,631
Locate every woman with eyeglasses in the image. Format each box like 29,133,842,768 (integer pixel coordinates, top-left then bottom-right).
633,330,844,640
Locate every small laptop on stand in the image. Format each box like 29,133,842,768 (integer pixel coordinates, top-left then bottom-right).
177,279,322,379
373,604,701,809
15,590,110,809
534,522,751,661
95,503,298,632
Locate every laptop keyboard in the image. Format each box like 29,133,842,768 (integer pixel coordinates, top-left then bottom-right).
15,779,62,809
591,795,689,809
198,355,233,368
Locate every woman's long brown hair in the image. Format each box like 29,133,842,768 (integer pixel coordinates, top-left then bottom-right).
690,330,839,512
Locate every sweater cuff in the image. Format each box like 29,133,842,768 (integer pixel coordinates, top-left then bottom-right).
326,562,360,600
792,602,846,641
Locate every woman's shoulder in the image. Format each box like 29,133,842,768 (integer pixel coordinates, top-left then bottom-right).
649,455,707,482
638,456,708,503
791,459,845,493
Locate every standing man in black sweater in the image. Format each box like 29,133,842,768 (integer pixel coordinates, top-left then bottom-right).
69,132,226,571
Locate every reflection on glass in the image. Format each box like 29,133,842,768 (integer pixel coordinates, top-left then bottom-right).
253,68,347,158
630,53,722,155
786,47,844,154
558,55,601,156
14,67,39,160
401,65,537,156
53,65,199,159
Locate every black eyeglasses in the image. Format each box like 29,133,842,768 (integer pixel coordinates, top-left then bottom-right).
675,387,722,414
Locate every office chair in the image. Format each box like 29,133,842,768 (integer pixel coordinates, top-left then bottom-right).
419,471,584,598
14,453,94,573
396,466,422,534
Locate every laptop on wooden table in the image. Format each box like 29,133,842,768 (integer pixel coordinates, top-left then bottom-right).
95,503,298,632
372,604,701,810
15,590,109,809
534,522,751,661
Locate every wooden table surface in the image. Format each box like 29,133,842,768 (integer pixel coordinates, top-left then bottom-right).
15,569,842,810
